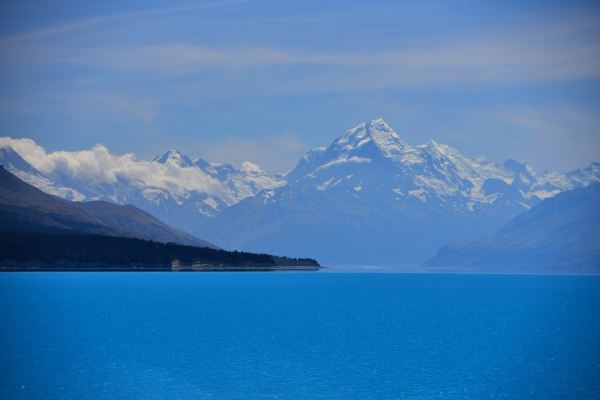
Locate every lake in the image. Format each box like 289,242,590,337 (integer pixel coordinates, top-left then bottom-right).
0,272,599,399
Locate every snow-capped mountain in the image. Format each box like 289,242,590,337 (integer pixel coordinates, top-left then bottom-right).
201,118,599,264
1,119,598,264
149,148,285,218
0,138,284,238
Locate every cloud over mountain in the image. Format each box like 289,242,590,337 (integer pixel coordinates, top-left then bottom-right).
0,137,222,196
0,137,284,238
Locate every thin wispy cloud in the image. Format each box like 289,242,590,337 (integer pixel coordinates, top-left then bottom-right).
3,15,599,91
0,1,598,172
0,0,257,44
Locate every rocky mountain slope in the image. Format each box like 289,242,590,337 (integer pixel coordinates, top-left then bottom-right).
201,119,599,264
425,183,600,273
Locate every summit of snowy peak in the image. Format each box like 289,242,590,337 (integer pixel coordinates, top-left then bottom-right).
422,138,464,153
367,117,395,132
331,118,413,156
420,139,466,162
335,118,399,143
152,149,194,167
364,118,409,149
416,139,513,186
422,139,447,153
565,161,600,186
241,161,264,174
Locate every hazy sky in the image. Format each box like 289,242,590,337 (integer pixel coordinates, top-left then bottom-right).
1,0,599,172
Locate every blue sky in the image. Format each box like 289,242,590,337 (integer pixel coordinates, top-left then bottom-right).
0,0,599,172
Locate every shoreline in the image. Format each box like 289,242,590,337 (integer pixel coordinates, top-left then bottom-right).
0,265,321,272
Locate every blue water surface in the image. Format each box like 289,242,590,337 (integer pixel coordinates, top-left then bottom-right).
0,272,599,399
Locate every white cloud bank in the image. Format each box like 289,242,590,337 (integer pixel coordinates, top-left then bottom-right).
0,137,222,197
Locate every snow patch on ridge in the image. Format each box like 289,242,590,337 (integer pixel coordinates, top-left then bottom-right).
315,156,372,172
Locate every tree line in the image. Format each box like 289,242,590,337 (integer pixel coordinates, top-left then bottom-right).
0,233,320,270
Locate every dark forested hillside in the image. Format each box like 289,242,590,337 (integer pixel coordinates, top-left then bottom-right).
0,166,215,248
0,166,320,271
0,233,320,271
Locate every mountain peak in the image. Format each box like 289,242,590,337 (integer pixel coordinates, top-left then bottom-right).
366,117,392,131
327,118,423,167
333,118,407,152
152,149,194,167
421,139,458,156
241,161,264,174
424,139,442,149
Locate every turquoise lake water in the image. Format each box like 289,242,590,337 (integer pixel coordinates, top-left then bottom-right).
0,272,599,399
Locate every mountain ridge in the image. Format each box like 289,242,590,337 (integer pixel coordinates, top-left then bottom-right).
200,118,599,263
424,183,600,273
0,138,284,237
1,119,598,264
0,166,216,248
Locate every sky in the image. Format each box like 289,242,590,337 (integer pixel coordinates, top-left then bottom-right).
0,0,599,173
